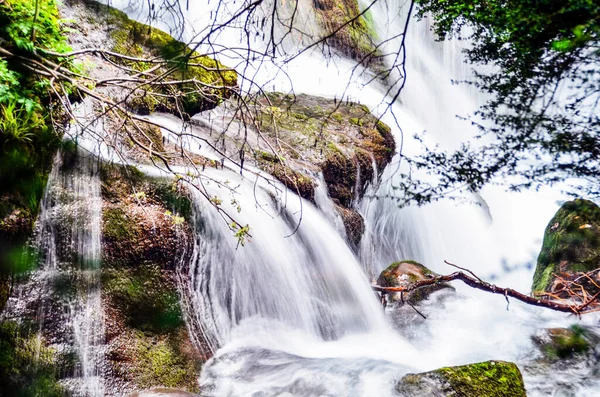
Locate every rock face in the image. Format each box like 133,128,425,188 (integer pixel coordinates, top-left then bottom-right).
532,199,600,295
252,92,395,249
377,260,453,303
100,164,205,394
313,0,380,65
396,361,527,397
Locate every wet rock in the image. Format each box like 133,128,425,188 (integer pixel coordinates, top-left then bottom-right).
377,260,454,304
531,325,598,361
335,205,364,250
532,199,600,295
312,0,381,66
68,0,237,119
100,164,204,394
249,93,395,248
396,360,526,397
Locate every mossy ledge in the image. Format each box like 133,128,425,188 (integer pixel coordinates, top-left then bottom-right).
250,92,395,249
78,0,238,118
532,199,600,294
396,360,526,397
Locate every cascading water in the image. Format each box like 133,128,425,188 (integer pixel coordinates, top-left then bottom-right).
4,152,106,396
69,0,600,395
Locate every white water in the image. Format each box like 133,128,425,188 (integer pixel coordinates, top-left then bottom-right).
34,153,105,396
82,0,599,395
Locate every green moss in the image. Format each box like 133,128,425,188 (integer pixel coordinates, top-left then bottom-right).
132,331,199,391
82,0,237,117
532,199,600,293
103,207,135,242
0,321,64,396
349,117,363,126
103,263,183,333
540,325,590,360
435,360,526,397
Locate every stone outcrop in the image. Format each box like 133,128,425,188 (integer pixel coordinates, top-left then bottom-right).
532,199,600,295
396,360,527,397
377,260,454,304
251,92,395,249
64,0,238,119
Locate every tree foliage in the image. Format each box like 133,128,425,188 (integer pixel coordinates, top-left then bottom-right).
401,0,600,204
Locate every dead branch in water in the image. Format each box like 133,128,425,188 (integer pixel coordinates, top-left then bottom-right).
372,260,600,316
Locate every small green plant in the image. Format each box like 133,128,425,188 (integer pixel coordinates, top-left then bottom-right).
0,100,42,149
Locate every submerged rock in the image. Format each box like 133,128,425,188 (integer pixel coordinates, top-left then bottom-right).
532,325,594,361
396,360,527,397
532,199,600,295
377,260,454,304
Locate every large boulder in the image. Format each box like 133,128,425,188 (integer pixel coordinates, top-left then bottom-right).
532,199,600,295
377,260,454,304
396,360,526,397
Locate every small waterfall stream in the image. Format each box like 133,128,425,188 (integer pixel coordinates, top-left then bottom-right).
5,152,106,396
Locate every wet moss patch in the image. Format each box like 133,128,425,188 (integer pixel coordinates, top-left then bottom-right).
397,360,526,397
532,199,600,294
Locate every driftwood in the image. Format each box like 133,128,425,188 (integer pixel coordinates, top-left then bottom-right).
372,261,600,316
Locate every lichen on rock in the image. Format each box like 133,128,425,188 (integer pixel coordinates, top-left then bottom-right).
532,199,600,295
396,360,527,397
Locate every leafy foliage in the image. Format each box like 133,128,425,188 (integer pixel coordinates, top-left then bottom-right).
402,0,600,204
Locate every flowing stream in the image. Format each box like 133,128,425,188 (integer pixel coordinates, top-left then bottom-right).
39,0,600,395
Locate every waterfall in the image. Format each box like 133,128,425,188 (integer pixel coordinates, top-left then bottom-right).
5,151,106,396
24,0,598,395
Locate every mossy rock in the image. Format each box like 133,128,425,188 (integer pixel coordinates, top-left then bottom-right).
103,263,183,333
80,0,237,118
377,260,454,304
396,360,526,397
256,151,315,202
532,325,594,361
532,199,600,294
313,0,381,65
101,164,190,269
335,206,364,249
108,328,201,392
0,320,64,396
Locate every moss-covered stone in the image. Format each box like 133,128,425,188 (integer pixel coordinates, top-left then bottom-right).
532,199,600,294
532,325,592,361
377,260,454,303
396,360,526,397
0,320,64,396
80,0,237,118
255,150,315,202
108,328,201,393
99,162,202,393
252,93,394,208
103,263,183,333
313,0,381,65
